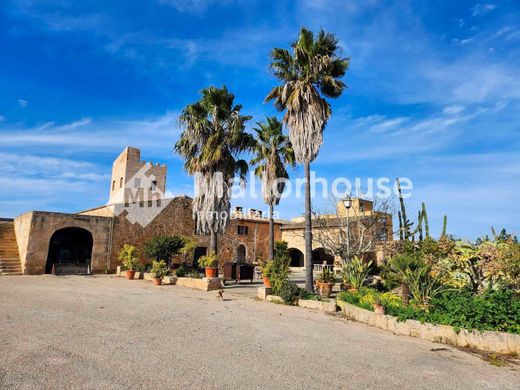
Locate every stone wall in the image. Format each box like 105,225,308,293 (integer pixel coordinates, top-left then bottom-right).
109,196,283,269
14,211,113,274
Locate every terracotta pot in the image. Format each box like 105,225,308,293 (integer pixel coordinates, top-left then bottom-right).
125,270,136,280
318,282,333,298
373,304,385,315
153,277,162,286
205,267,218,278
262,276,272,288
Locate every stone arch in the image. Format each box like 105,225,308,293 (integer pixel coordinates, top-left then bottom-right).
311,247,334,265
45,227,94,274
236,244,247,263
288,248,304,267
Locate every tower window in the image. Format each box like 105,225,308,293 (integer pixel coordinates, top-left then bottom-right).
112,180,115,191
150,180,157,191
237,226,249,235
119,177,123,188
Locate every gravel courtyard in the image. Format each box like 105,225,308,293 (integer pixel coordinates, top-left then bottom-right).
1,275,518,389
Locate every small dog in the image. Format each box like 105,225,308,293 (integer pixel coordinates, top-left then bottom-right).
216,288,224,301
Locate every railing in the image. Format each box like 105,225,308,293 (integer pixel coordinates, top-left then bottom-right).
313,264,334,273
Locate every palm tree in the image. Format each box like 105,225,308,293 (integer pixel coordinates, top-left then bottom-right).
266,27,349,291
175,86,254,255
250,116,295,261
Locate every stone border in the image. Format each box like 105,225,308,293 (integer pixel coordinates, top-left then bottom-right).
259,288,337,313
175,277,221,291
336,299,520,355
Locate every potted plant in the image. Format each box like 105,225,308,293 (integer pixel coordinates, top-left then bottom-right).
316,268,335,298
150,260,168,286
118,244,140,280
260,260,273,288
198,252,218,278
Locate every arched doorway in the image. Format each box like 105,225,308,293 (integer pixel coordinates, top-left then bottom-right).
45,227,93,274
311,247,334,265
288,248,304,267
236,244,246,263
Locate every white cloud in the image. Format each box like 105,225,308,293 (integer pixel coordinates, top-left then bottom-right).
157,0,232,13
18,99,28,107
368,117,408,133
442,105,465,115
471,3,497,17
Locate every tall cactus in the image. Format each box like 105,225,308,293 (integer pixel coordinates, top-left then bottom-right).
396,178,413,240
422,202,430,238
441,215,447,236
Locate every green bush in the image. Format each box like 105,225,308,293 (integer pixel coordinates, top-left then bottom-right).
278,283,302,304
143,235,184,265
175,265,188,277
338,287,520,334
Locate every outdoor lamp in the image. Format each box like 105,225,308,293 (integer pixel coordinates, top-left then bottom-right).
343,195,352,209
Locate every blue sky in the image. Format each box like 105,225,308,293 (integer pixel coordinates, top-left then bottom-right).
0,0,519,239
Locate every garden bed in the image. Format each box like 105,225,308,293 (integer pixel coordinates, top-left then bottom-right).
336,299,520,355
260,288,338,313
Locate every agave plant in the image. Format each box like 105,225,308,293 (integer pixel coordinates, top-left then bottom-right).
402,265,445,306
342,256,372,290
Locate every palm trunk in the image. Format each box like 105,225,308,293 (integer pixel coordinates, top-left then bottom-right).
210,232,218,255
304,160,313,292
268,203,274,261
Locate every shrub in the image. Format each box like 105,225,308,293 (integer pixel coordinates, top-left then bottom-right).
402,265,445,304
118,244,139,271
150,260,168,279
339,287,520,334
198,252,218,268
143,235,184,265
175,265,188,277
263,241,291,294
278,283,302,304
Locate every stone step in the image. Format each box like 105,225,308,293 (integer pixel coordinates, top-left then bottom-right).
0,272,23,275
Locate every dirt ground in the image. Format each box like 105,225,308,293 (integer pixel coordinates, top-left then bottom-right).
0,275,518,389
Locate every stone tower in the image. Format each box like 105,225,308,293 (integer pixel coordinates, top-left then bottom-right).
108,147,167,205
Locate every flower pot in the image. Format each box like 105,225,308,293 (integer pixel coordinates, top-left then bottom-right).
153,277,162,286
125,270,136,280
262,276,272,288
373,304,385,315
205,267,218,278
318,282,333,298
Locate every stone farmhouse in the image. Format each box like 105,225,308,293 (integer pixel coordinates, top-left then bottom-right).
0,147,393,275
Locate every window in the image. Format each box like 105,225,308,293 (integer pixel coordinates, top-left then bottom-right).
119,177,123,188
147,200,153,207
139,201,144,208
156,199,161,207
237,226,249,235
112,180,115,191
150,180,157,191
359,202,365,212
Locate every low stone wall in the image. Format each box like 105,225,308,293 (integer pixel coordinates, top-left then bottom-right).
260,288,337,313
175,277,221,291
336,299,520,355
298,299,337,313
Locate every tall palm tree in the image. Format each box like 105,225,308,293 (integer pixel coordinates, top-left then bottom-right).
175,86,254,255
250,116,295,261
266,27,349,291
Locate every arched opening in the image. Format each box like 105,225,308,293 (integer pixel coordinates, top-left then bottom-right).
311,247,334,266
288,248,304,267
236,244,246,263
45,227,93,274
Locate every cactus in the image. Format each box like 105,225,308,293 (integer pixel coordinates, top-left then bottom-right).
422,202,430,238
396,178,414,240
441,215,447,236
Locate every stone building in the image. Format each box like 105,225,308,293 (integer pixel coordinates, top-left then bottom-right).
0,147,391,275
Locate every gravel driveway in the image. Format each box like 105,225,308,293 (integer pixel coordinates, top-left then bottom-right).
0,275,518,389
